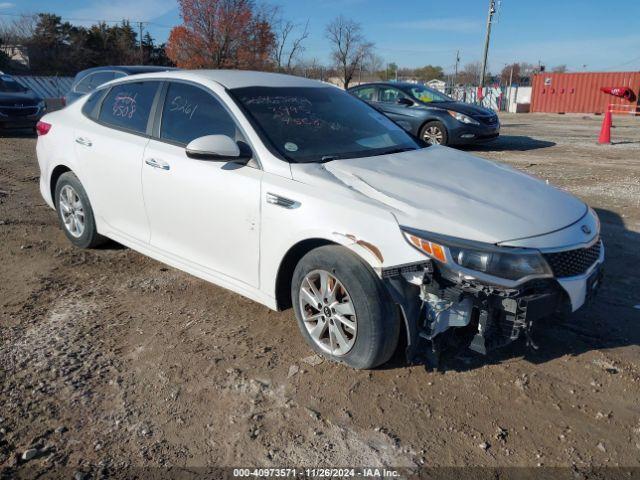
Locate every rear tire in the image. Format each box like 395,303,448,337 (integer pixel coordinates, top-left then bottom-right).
420,120,449,146
291,245,400,369
54,172,107,249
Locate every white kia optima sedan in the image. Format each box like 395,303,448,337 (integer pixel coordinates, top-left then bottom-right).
35,70,604,369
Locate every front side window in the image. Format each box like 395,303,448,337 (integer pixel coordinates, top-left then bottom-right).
352,87,376,101
231,86,420,163
160,82,239,145
98,81,160,134
378,87,410,103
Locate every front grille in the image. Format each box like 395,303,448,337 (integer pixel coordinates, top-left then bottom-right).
477,114,498,125
0,106,38,117
543,240,601,278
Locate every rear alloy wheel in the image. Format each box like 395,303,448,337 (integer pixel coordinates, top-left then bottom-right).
59,185,85,238
420,121,448,146
292,245,400,369
55,172,107,249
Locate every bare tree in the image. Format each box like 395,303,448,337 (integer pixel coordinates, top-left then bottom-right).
0,14,37,44
458,61,483,85
273,18,309,73
325,15,373,89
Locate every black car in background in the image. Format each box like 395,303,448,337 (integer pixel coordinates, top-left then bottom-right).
348,82,500,146
0,73,46,132
65,65,176,105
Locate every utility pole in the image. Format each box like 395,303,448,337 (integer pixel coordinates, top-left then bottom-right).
138,21,144,64
479,0,496,90
507,64,514,111
452,49,460,94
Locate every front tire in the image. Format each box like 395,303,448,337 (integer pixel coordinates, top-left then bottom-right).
420,120,448,146
291,245,400,369
54,172,106,249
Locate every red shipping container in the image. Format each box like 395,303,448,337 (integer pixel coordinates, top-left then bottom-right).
530,72,640,114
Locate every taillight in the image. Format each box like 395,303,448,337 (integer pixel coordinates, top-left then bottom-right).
36,121,51,136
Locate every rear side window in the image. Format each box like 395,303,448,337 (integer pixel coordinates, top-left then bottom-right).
98,81,160,134
89,71,117,89
160,82,239,145
74,74,95,94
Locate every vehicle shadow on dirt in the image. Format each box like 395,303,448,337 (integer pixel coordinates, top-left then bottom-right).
388,208,640,373
462,135,556,152
0,129,36,139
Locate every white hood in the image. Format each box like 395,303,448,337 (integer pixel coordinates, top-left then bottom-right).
292,146,587,244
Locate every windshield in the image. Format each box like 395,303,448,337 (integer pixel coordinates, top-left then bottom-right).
408,85,452,103
0,75,27,93
230,86,421,163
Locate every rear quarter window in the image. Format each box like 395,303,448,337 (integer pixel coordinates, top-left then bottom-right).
81,89,106,119
98,81,160,135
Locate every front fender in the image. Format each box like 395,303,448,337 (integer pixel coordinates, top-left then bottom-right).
259,173,425,302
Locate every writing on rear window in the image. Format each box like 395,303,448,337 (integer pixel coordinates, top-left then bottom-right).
112,92,137,119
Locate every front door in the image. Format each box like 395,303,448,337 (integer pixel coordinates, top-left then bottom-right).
141,82,262,287
375,86,421,132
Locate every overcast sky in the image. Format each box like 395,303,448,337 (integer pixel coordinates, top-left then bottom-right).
2,0,640,72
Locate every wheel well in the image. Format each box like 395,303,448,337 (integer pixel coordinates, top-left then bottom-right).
420,118,445,133
50,165,71,202
275,238,337,310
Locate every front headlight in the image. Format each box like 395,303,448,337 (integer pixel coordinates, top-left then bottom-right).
402,229,552,282
447,110,480,125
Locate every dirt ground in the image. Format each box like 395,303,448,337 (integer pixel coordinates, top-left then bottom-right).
1,113,639,478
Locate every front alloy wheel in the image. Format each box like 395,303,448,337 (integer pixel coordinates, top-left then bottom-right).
423,125,444,144
291,245,400,369
299,269,357,356
420,121,448,146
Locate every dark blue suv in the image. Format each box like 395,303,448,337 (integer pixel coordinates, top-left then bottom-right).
348,82,499,146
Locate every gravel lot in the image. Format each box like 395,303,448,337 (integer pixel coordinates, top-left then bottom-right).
1,113,639,478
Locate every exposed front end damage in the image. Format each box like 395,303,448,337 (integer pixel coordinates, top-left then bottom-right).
382,259,603,367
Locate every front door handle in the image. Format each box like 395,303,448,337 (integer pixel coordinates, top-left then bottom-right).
75,137,92,147
144,158,170,171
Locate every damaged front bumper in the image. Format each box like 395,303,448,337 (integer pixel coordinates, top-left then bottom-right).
382,258,604,364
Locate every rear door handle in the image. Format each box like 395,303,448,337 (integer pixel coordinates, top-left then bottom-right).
75,137,92,147
144,158,170,171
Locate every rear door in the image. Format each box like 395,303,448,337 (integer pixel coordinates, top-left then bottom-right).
73,80,161,243
141,81,262,286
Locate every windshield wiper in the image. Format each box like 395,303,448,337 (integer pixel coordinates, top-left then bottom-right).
320,155,339,162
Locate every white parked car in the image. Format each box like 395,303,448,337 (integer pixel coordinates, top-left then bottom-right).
35,70,604,369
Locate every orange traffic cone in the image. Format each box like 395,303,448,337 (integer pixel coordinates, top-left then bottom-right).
598,109,612,144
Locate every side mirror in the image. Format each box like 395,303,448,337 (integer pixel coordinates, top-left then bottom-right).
185,135,251,163
397,97,414,106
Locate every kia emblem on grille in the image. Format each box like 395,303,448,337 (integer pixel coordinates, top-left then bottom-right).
581,225,591,234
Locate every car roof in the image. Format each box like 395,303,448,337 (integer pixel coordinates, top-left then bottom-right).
349,82,424,90
74,65,177,79
111,69,330,89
